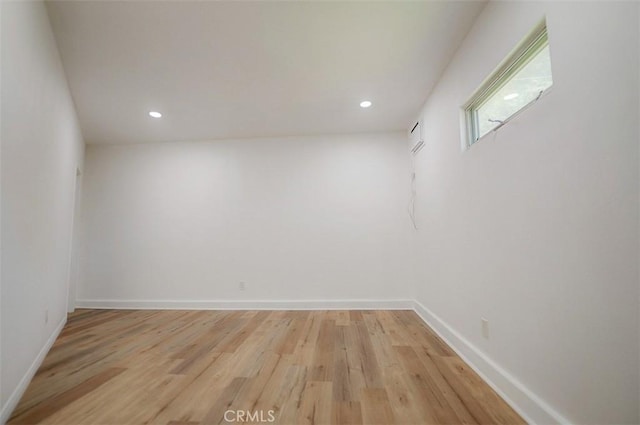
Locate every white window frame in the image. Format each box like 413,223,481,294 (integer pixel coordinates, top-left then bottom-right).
463,20,551,148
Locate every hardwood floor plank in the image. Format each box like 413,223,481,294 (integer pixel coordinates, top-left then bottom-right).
395,345,469,424
380,360,438,424
360,388,395,425
8,310,524,425
201,377,248,425
349,311,364,322
292,311,323,366
170,315,246,374
260,364,308,424
296,381,333,425
335,311,351,327
433,356,524,424
275,314,309,355
355,321,383,389
310,319,335,381
216,311,272,354
398,311,455,356
332,401,363,425
361,312,397,370
225,352,284,413
147,353,236,424
412,346,480,424
333,325,361,402
375,311,414,347
8,367,126,424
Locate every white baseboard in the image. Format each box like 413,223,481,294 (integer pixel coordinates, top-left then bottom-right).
412,300,569,425
0,315,67,424
75,299,414,310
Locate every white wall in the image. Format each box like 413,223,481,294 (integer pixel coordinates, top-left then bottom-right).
0,1,85,420
411,2,639,424
78,133,413,306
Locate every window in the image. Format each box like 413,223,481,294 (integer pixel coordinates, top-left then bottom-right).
464,20,552,147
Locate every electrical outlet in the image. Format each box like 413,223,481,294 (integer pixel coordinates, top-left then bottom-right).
239,281,246,291
481,318,489,339
45,309,49,324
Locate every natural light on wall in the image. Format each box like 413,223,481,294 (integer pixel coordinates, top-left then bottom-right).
464,20,552,146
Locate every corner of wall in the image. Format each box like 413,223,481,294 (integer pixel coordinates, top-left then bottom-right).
412,300,569,425
0,316,66,424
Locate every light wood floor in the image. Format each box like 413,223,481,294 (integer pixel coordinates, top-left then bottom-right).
9,309,524,425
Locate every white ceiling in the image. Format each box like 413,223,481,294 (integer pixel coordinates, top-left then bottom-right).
47,1,486,145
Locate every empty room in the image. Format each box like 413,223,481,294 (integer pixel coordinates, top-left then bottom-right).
1,0,639,424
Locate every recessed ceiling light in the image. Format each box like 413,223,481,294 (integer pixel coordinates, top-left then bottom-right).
149,111,162,118
360,100,372,108
503,93,519,100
